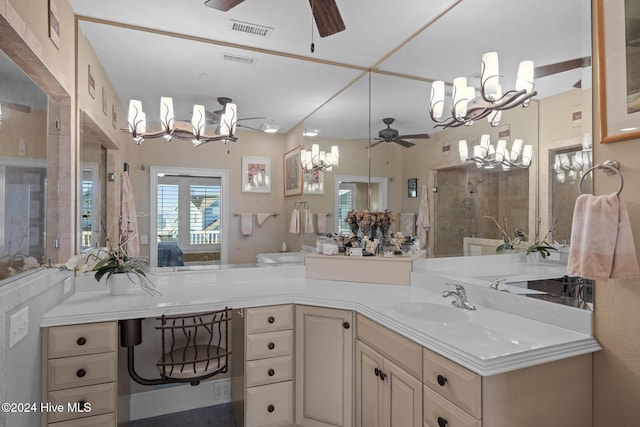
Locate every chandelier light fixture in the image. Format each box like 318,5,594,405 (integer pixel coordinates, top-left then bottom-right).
125,97,238,146
300,144,339,173
554,150,592,183
459,135,532,170
429,52,537,128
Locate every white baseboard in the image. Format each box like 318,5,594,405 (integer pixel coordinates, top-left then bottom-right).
130,377,231,420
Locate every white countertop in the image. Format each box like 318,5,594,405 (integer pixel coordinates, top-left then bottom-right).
41,265,600,377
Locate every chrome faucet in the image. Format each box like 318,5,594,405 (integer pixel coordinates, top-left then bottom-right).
489,278,510,293
442,283,476,310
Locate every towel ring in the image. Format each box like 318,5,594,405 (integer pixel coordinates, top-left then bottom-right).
579,160,623,195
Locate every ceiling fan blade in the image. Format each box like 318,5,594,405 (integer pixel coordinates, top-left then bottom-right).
369,140,384,148
394,139,415,148
238,116,266,121
236,123,262,132
309,0,346,38
203,0,245,11
534,57,591,79
398,133,430,139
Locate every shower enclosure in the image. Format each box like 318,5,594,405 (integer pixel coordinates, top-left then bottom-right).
433,166,529,257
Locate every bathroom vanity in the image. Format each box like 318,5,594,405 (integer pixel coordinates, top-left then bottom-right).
40,262,599,427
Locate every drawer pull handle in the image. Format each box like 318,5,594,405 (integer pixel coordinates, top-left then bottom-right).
76,368,86,378
268,369,275,377
76,337,87,346
437,416,448,427
268,342,275,350
437,374,448,386
343,321,350,329
267,316,275,324
267,404,275,413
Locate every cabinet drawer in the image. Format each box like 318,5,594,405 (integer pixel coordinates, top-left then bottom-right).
356,314,422,378
48,322,116,359
246,305,294,334
48,413,116,427
48,352,116,391
47,382,116,423
246,355,293,387
246,330,294,360
424,386,481,427
423,348,481,418
246,381,293,427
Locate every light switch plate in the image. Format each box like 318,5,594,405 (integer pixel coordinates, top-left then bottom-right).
9,306,29,348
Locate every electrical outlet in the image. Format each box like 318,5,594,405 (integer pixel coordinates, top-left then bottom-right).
9,306,29,348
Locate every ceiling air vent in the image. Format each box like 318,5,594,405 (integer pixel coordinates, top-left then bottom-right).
222,53,257,65
229,19,273,38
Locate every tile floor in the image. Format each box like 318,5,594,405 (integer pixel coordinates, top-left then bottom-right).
131,403,237,427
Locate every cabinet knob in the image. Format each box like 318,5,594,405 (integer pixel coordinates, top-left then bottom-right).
437,374,448,386
379,371,387,381
437,416,448,427
268,369,275,377
374,367,381,377
267,404,275,413
76,337,87,346
76,368,86,378
343,322,350,329
268,342,275,350
268,316,275,324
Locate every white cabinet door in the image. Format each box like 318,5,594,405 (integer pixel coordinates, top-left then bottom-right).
384,358,422,427
355,341,384,427
295,305,353,427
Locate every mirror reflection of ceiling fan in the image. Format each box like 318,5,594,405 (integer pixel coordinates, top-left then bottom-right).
371,118,430,148
205,96,264,125
203,0,346,37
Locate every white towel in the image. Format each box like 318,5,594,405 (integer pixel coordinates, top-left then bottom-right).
568,193,639,280
289,208,300,234
416,184,431,249
241,213,253,236
400,213,415,237
257,213,271,227
121,172,140,257
304,208,314,234
317,213,327,234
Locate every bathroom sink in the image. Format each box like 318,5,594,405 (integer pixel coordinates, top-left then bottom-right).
392,302,469,323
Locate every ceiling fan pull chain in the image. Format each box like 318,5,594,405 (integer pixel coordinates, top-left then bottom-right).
310,0,315,53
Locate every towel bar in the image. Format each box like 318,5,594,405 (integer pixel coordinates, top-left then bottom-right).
579,160,623,195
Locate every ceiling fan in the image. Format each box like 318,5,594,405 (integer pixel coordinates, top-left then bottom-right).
205,96,264,125
371,118,430,148
203,0,345,38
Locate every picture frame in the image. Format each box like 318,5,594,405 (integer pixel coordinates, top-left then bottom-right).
303,170,324,195
241,156,271,193
48,0,60,49
284,147,303,196
596,0,640,143
408,178,418,198
88,64,95,99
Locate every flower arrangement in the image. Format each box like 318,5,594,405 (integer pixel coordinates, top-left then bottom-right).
345,210,395,240
484,215,557,259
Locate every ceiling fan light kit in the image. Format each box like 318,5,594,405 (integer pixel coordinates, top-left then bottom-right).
301,144,339,173
459,135,532,170
429,52,537,129
125,97,238,146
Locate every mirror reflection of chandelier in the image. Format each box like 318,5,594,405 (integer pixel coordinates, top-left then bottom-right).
300,144,339,173
459,135,532,170
554,150,592,183
429,52,537,129
125,97,238,146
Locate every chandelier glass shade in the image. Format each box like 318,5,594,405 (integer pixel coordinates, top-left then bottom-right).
300,144,339,173
459,135,532,170
554,150,592,183
126,97,238,146
429,52,537,129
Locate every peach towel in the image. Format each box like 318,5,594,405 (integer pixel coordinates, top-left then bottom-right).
416,184,431,249
241,213,253,236
568,193,639,280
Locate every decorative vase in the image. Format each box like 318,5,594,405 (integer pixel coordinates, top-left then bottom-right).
107,273,132,295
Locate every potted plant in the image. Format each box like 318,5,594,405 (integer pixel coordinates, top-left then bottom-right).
484,215,557,260
92,246,159,296
524,217,557,259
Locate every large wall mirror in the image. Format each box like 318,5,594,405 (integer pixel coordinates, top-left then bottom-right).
0,49,48,283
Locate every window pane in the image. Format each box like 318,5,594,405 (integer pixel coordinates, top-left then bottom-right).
189,184,221,245
338,188,353,234
157,184,179,243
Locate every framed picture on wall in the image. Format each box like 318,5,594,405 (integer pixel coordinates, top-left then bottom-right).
408,178,418,198
284,147,303,196
48,0,60,49
303,170,324,195
242,156,271,193
596,0,640,143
